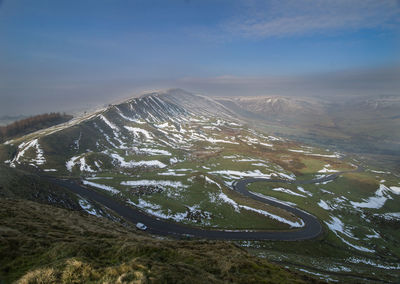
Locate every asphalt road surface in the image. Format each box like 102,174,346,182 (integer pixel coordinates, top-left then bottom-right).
48,173,346,240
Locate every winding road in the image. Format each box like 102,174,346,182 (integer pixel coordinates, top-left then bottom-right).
49,173,348,241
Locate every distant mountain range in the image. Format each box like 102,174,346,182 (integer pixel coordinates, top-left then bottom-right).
216,94,400,166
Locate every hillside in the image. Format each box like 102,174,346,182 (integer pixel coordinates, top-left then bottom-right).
1,89,399,282
0,197,321,284
215,95,400,168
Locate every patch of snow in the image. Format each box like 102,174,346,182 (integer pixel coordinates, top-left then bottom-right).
347,257,400,270
83,180,120,194
320,188,334,194
325,216,358,240
158,169,186,177
216,191,304,227
223,155,239,159
277,172,296,180
328,266,352,273
10,139,46,167
135,148,171,156
66,155,80,172
100,115,119,131
251,162,270,167
124,126,153,140
155,122,169,128
306,153,341,158
93,122,119,148
205,176,222,189
374,212,400,221
218,192,241,212
369,170,391,174
240,204,304,228
73,132,82,150
203,125,221,131
259,142,273,147
127,198,209,224
236,158,265,162
271,187,306,197
94,161,101,169
288,149,310,153
121,180,188,189
365,229,380,239
78,157,95,172
297,268,337,282
351,184,392,209
110,152,166,168
227,121,241,126
79,199,100,216
205,137,239,144
297,186,312,196
389,186,400,195
320,179,333,185
318,200,332,210
128,199,186,222
116,108,146,124
318,164,339,173
209,169,273,180
249,191,297,206
325,216,374,253
267,136,281,141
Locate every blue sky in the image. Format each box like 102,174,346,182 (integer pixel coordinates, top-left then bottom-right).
0,0,399,115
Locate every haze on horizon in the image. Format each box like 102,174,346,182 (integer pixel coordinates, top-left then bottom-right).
0,0,399,116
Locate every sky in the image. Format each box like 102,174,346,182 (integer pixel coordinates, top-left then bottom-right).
0,0,399,115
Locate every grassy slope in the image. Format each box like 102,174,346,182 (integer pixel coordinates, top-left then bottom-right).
0,165,81,211
0,199,322,284
246,170,400,283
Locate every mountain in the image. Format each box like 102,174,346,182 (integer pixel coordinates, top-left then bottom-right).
1,89,400,283
155,88,236,119
216,95,400,167
216,96,325,118
1,89,240,176
348,95,400,111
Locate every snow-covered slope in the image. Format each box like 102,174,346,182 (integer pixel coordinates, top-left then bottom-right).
3,90,241,174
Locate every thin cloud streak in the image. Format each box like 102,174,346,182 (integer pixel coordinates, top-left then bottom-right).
219,0,400,39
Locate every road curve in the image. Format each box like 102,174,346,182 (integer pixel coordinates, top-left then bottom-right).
47,173,346,241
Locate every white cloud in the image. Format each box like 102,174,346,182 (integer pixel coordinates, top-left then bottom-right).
221,0,400,39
